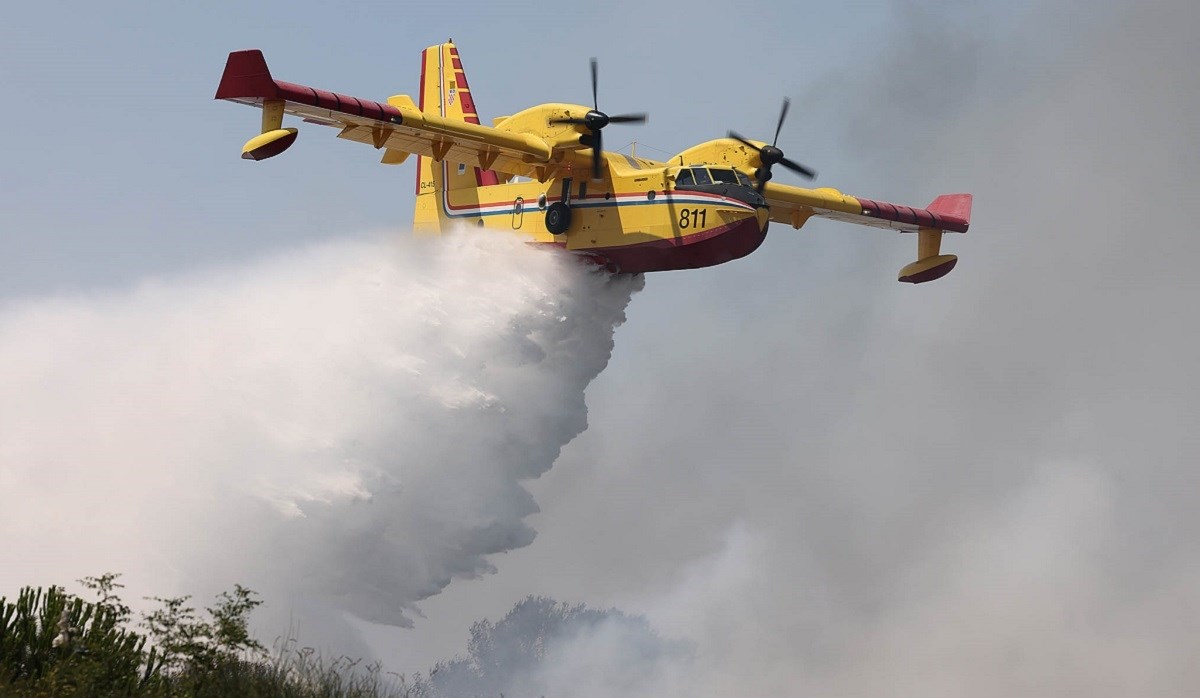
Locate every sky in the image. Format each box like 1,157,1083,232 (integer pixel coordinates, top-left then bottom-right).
4,0,1200,695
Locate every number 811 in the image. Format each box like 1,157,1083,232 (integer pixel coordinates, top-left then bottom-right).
679,208,707,229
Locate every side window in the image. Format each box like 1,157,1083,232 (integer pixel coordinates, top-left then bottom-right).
692,168,713,185
735,170,754,187
674,168,695,187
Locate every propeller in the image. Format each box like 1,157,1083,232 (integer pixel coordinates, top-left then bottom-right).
728,98,816,192
549,58,648,180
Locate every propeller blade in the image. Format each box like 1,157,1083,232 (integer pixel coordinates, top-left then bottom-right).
607,113,647,124
772,98,790,147
590,58,599,111
728,131,764,153
778,156,816,179
559,57,644,179
730,97,815,188
592,128,603,180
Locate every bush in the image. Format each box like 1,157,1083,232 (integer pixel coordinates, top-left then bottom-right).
0,574,423,697
0,580,161,695
142,584,267,676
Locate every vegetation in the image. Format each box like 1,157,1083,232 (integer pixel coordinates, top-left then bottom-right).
0,574,428,697
2,575,676,697
425,595,686,697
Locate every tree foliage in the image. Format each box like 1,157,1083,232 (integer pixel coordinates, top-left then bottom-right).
141,584,266,676
426,595,687,697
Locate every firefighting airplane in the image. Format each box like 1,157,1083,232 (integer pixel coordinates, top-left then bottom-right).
216,41,971,281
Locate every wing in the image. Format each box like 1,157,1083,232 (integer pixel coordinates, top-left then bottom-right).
215,49,569,177
761,182,971,234
762,181,973,284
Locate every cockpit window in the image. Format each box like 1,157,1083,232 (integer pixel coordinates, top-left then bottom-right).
676,166,755,188
709,168,738,184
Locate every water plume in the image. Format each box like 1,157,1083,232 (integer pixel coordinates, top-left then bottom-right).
0,230,641,644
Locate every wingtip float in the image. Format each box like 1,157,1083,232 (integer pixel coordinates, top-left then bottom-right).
214,43,972,282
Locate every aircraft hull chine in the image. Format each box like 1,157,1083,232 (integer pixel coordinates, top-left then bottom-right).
582,215,768,274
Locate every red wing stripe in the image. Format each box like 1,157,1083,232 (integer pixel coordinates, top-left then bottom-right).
361,100,384,121
312,87,337,108
855,196,969,233
229,76,404,123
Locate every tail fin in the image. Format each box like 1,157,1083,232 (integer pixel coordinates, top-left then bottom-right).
413,41,499,234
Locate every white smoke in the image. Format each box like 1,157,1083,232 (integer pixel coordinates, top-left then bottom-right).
420,595,691,697
0,230,641,646
391,1,1200,695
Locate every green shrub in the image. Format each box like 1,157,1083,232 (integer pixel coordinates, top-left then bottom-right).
0,574,423,697
142,584,266,676
0,581,162,695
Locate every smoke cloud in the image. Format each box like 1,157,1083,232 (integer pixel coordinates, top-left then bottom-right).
0,230,641,647
423,596,690,697
411,0,1200,695
3,1,1198,693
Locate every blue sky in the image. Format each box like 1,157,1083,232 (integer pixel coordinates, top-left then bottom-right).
2,0,915,296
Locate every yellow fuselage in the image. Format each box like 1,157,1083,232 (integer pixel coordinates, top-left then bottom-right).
415,124,774,272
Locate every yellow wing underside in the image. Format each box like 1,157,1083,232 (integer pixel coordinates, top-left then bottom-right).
330,96,558,177
760,183,867,230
